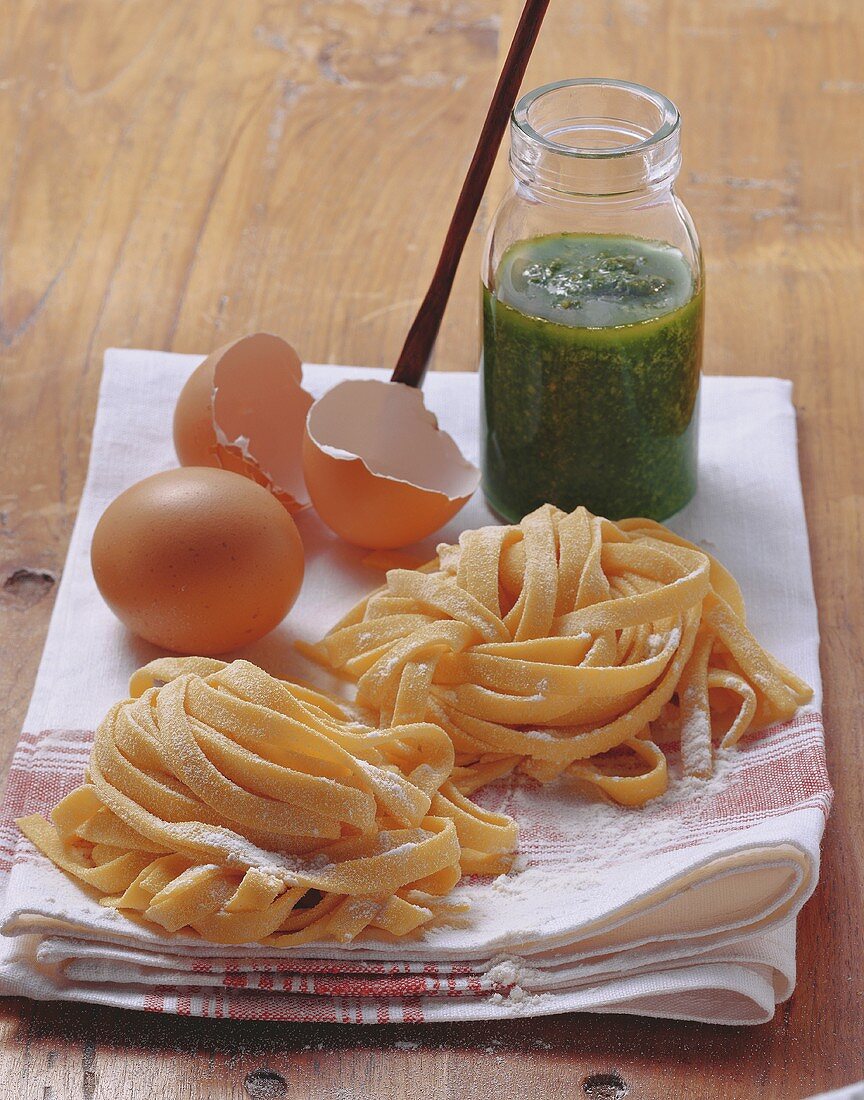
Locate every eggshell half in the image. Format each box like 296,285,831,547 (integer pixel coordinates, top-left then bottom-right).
173,332,313,512
303,379,480,549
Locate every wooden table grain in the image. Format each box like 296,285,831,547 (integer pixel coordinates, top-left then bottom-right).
0,1,861,1096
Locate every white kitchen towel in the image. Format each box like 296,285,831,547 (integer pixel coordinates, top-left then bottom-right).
0,351,830,1025
807,1085,864,1100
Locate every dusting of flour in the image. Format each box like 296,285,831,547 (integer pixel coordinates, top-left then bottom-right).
415,747,744,953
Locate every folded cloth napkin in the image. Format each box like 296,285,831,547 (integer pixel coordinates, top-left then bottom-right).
0,352,831,1025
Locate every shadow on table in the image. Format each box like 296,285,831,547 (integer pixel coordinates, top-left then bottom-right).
7,995,773,1060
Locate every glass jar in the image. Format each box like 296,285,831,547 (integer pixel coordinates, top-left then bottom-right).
481,78,704,523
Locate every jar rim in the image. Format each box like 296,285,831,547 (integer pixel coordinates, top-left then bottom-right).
513,78,680,160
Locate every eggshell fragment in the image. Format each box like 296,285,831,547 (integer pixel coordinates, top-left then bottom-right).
303,379,480,549
91,467,305,655
173,332,313,512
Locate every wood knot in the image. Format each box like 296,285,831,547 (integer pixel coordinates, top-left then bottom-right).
3,567,56,609
582,1072,629,1099
244,1069,288,1098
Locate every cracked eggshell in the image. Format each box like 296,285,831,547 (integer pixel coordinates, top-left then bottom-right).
303,378,480,549
173,332,313,512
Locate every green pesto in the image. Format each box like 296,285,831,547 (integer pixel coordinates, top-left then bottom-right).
481,233,703,522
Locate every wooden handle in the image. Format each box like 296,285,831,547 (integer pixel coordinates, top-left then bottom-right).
391,0,551,388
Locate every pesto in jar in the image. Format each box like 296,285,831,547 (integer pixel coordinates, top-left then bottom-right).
481,233,703,522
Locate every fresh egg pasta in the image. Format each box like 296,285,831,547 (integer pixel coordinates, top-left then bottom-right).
309,505,813,807
18,658,517,946
18,505,813,947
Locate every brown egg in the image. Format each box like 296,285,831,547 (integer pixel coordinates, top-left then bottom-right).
303,379,479,549
172,333,313,513
91,467,304,655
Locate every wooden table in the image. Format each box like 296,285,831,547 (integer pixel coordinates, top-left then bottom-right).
1,1,861,1096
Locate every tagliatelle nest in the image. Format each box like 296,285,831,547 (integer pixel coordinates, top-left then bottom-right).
18,659,516,946
309,505,813,807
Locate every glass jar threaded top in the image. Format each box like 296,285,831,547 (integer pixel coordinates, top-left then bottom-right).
510,78,681,198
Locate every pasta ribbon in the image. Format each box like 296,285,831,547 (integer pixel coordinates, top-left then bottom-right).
310,505,813,805
18,659,517,946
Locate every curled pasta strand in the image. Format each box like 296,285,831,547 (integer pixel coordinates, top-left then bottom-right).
679,630,714,778
567,738,668,807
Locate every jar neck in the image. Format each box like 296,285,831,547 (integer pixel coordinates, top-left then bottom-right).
509,79,681,200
